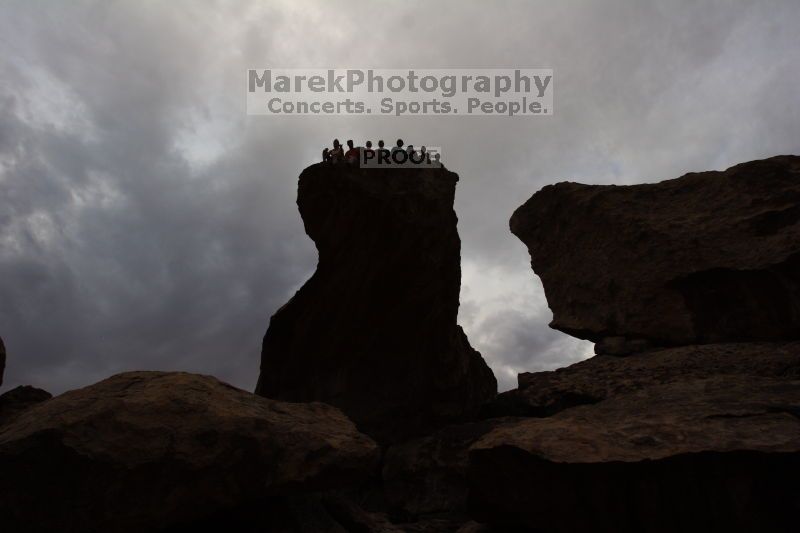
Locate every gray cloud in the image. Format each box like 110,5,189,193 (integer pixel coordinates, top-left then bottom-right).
1,0,799,394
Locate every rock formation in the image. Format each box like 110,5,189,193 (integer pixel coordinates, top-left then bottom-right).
469,372,800,532
0,371,379,532
385,343,800,530
4,156,800,532
510,155,800,347
256,163,497,442
0,337,53,427
457,155,800,531
0,385,52,426
491,341,800,416
471,344,800,532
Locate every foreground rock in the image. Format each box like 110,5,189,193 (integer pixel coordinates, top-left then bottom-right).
0,371,379,532
256,163,496,442
383,419,519,518
510,155,800,347
391,343,800,528
0,385,52,426
469,375,800,532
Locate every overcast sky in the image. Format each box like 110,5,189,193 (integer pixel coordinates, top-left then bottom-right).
1,0,799,394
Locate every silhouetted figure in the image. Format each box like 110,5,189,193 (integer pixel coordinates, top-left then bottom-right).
345,139,360,165
364,140,375,160
377,140,390,163
330,139,344,164
390,139,407,164
420,145,430,164
322,147,330,163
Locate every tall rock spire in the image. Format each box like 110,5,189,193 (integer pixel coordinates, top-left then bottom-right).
256,163,496,442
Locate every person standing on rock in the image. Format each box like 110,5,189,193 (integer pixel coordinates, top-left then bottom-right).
329,139,344,164
345,139,360,165
391,139,406,165
391,139,404,154
419,146,430,164
377,140,389,163
364,140,374,161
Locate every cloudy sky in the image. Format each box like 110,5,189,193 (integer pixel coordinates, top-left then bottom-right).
1,0,799,394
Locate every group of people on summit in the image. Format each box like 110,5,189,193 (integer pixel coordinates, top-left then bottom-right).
322,139,438,166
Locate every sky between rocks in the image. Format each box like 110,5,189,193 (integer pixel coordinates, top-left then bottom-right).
1,0,799,394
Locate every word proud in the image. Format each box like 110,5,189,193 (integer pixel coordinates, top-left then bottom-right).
247,69,553,117
360,147,442,169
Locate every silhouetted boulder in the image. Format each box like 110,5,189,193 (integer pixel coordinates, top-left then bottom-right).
510,155,800,347
256,163,497,442
0,371,378,532
469,374,800,532
0,385,52,426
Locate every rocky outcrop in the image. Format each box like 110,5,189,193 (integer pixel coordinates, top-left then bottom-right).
256,163,496,442
388,342,800,530
510,155,800,347
469,374,800,532
4,155,798,532
0,371,379,532
0,385,52,426
466,157,800,531
490,342,800,417
0,337,54,427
